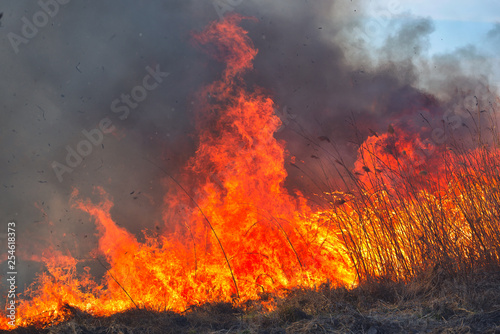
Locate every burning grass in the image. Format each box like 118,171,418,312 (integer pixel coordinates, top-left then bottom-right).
7,136,500,332
8,270,500,333
3,14,500,333
331,120,500,282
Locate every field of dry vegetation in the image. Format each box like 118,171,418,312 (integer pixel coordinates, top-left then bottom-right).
8,271,500,333
9,117,500,333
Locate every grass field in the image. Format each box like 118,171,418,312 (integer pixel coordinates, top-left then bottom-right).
8,270,500,333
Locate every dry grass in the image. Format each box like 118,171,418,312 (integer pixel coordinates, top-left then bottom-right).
8,104,500,334
322,108,500,283
6,270,500,333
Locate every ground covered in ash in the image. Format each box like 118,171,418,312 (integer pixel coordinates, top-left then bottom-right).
7,270,500,334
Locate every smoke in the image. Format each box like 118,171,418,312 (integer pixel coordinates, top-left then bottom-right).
487,23,500,39
0,0,498,304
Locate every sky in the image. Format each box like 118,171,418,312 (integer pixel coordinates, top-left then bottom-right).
369,0,500,88
390,0,500,22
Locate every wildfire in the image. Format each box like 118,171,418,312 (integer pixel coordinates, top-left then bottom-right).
3,14,500,330
1,15,354,329
336,122,500,280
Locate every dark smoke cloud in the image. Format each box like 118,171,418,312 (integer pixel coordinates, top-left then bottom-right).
0,0,498,304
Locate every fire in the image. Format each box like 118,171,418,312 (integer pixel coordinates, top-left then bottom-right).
337,123,500,280
353,126,448,191
1,15,354,329
3,14,500,330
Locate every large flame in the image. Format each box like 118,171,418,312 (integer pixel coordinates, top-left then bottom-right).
1,15,354,329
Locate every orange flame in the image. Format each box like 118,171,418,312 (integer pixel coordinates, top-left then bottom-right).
354,126,448,191
1,15,354,329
